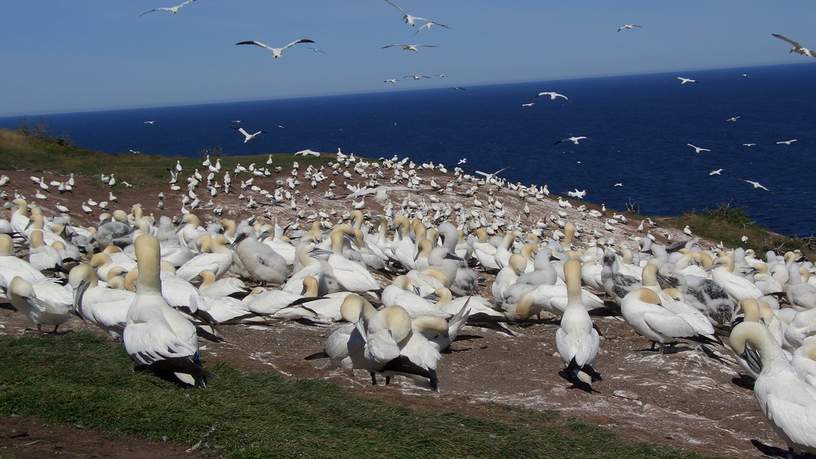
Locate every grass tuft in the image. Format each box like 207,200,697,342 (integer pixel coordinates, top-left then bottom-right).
664,204,815,259
0,332,710,458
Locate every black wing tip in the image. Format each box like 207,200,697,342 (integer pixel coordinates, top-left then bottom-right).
304,351,329,360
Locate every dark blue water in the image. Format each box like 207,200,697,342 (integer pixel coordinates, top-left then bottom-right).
2,64,815,236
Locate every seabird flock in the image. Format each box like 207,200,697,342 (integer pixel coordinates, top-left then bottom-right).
2,1,815,456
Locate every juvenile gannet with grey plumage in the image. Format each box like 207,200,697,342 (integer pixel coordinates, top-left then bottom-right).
234,230,289,286
124,235,206,386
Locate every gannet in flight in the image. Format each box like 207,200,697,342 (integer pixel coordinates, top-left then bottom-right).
677,77,696,85
234,127,264,144
742,143,756,147
537,91,568,101
144,120,156,125
687,144,711,154
709,169,723,176
725,116,741,122
555,136,588,145
236,39,316,59
458,158,467,165
384,78,398,84
776,139,799,145
384,0,446,29
617,24,642,32
475,168,507,181
744,180,769,191
382,44,438,52
416,20,450,33
772,33,816,58
139,0,196,17
403,74,432,80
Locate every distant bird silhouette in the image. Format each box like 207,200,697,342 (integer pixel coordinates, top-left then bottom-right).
617,24,642,32
139,0,196,17
744,180,769,191
687,144,711,154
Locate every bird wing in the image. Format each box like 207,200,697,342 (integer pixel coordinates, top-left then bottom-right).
123,319,197,366
382,44,404,49
420,20,450,29
139,8,160,17
642,311,695,338
384,0,407,15
419,44,439,48
179,0,196,7
236,40,273,51
283,38,315,50
772,33,801,48
237,127,250,137
764,388,816,449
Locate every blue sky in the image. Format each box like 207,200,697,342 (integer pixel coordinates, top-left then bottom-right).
1,0,814,116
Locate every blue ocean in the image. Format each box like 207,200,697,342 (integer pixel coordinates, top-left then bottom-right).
2,63,814,236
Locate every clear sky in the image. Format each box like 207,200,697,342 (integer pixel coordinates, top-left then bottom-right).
1,0,814,116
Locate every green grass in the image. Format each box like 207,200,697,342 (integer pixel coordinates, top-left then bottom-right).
0,332,709,458
663,204,815,259
0,127,333,188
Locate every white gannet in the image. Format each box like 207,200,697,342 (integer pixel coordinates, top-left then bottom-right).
744,180,769,191
677,77,696,85
554,136,588,145
0,234,45,292
621,288,700,350
382,44,438,52
537,91,568,101
383,0,444,29
786,263,816,309
772,33,816,58
69,264,134,339
617,24,642,32
233,127,265,144
235,38,316,59
556,259,601,391
139,0,196,17
687,143,710,154
8,275,72,333
124,235,207,386
730,321,816,456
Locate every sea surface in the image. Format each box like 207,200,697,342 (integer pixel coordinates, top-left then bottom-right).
2,63,815,236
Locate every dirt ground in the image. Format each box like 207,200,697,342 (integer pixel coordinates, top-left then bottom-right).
0,162,785,458
0,415,201,458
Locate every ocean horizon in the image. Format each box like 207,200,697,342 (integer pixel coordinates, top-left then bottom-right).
3,63,815,236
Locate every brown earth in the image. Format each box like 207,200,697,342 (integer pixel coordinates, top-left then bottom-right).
0,415,201,458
